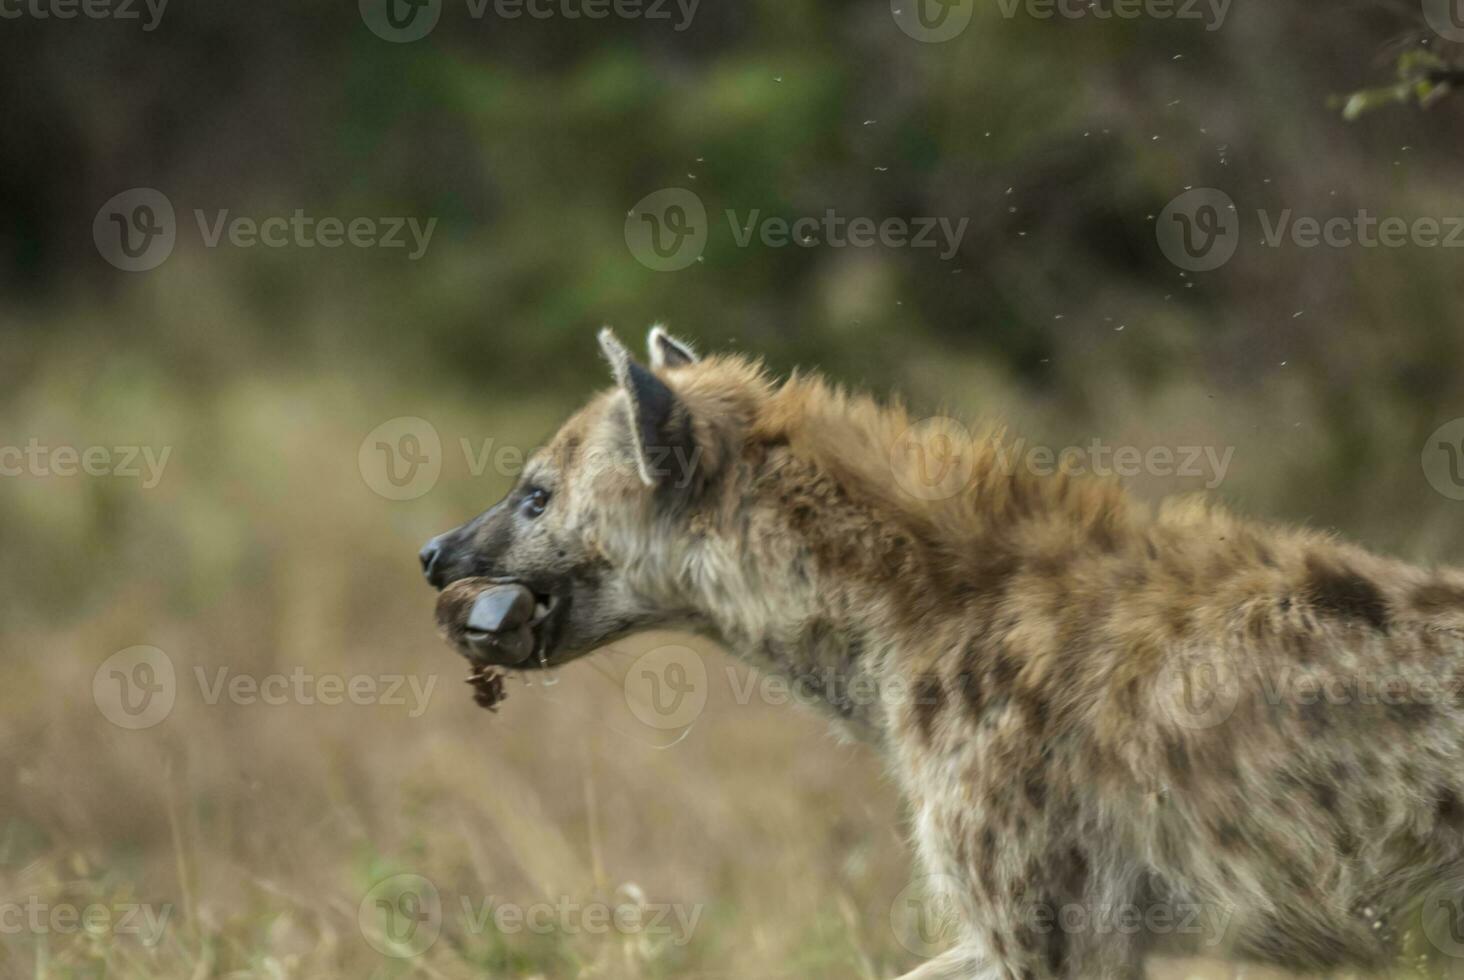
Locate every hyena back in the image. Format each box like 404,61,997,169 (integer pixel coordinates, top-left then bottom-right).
423,327,1464,979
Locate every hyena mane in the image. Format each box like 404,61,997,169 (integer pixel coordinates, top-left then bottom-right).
694,354,1464,978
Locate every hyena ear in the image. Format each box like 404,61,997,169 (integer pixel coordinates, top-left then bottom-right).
647,324,698,370
598,327,701,490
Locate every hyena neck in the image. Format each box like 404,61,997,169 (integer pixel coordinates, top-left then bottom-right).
674,384,1141,738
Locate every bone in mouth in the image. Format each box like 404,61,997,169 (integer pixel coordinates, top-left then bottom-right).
434,577,546,711
435,578,538,665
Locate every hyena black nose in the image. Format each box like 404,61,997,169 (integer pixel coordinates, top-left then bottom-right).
419,537,446,588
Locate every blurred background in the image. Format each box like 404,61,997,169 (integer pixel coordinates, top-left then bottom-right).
3,1,1464,977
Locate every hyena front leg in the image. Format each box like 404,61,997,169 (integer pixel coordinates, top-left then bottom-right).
892,946,998,980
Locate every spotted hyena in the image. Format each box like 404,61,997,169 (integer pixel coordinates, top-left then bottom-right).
421,327,1464,979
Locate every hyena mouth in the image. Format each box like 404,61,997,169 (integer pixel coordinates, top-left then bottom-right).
435,577,570,669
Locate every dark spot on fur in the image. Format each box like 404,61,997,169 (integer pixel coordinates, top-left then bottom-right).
912,673,946,743
1024,766,1047,809
1057,848,1089,894
1164,736,1191,785
1304,557,1390,633
977,829,997,891
1020,693,1050,735
1042,915,1069,974
991,653,1020,690
954,663,985,717
1413,582,1464,615
1308,778,1338,813
1387,699,1433,728
1298,698,1330,734
1438,788,1463,826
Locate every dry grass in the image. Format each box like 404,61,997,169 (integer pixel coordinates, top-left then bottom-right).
4,338,1464,979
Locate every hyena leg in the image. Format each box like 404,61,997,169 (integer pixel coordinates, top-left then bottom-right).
892,946,996,980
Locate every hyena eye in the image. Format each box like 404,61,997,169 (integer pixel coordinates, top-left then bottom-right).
519,487,550,519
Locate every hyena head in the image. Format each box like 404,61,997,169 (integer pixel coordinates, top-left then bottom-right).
421,325,763,668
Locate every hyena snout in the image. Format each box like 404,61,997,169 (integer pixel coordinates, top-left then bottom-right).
418,533,450,588
419,521,480,590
